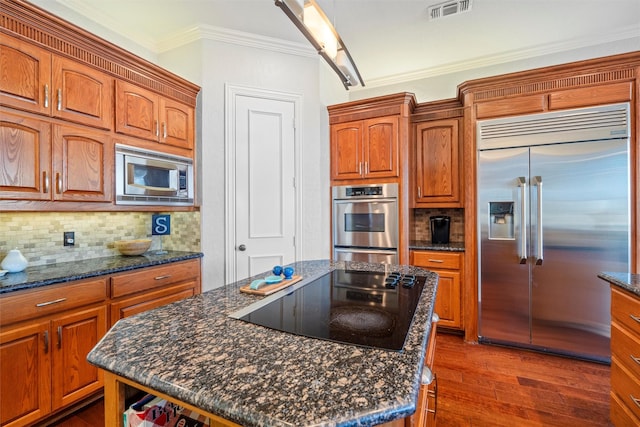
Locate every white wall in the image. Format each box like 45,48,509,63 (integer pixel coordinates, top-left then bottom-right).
160,40,345,290
349,38,640,103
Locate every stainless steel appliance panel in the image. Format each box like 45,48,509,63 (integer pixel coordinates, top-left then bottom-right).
333,247,398,265
478,138,630,362
332,183,399,251
478,147,531,345
529,140,629,359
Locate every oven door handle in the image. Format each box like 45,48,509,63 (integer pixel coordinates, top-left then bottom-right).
333,198,398,204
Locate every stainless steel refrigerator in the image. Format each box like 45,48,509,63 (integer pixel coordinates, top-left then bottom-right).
477,103,630,363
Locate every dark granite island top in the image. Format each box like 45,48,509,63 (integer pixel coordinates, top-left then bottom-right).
598,272,640,297
87,260,439,427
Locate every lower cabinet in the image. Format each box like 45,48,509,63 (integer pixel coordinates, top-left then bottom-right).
0,287,107,427
0,258,201,427
410,250,463,330
109,258,201,325
610,286,640,426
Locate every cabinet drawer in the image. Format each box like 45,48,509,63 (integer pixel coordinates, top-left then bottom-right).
611,390,640,427
110,282,197,323
612,287,640,336
611,360,640,421
0,278,107,326
110,259,200,298
612,321,640,379
411,251,461,270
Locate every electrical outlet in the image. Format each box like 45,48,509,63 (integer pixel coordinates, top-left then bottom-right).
64,231,75,246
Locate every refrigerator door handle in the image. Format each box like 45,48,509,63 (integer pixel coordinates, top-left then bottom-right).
518,176,527,264
534,176,543,265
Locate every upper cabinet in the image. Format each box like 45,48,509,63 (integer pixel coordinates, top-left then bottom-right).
328,93,415,186
413,118,462,207
331,116,399,181
0,110,113,202
116,80,194,151
1,34,114,130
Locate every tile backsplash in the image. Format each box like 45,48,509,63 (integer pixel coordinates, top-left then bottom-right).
0,211,201,267
412,208,464,242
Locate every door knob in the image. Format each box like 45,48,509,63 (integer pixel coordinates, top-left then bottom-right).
238,244,246,251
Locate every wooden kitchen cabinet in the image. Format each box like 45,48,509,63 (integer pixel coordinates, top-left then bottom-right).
115,80,194,151
109,258,201,325
609,286,640,426
0,278,108,427
413,118,462,207
0,34,114,130
0,110,113,202
411,250,463,330
330,116,399,181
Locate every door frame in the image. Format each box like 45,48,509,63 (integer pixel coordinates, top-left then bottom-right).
224,84,303,285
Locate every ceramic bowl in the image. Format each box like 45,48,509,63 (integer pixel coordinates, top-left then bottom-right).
114,239,152,256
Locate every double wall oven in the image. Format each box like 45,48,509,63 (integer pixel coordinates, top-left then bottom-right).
332,183,399,264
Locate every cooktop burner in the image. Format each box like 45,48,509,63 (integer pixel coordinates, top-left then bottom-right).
231,269,426,351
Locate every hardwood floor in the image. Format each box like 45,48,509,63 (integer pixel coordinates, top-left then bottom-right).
47,333,611,427
433,333,611,427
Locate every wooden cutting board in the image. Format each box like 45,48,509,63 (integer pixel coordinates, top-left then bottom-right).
239,275,303,296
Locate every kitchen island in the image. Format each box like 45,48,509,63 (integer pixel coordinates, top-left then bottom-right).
87,260,439,427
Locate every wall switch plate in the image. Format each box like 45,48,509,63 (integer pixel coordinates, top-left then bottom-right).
64,231,75,246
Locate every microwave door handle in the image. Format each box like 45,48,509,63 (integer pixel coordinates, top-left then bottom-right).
518,176,527,264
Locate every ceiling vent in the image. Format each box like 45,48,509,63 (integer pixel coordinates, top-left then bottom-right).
428,0,472,20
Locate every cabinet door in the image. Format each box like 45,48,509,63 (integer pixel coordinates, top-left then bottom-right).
51,305,107,410
415,119,461,207
52,124,113,202
363,116,398,178
52,56,114,130
160,97,194,150
433,269,462,329
115,80,160,141
331,121,364,180
0,110,52,200
0,35,52,116
0,320,52,426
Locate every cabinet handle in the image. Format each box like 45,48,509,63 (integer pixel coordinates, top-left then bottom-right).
428,259,444,263
57,326,62,349
417,186,422,199
44,330,49,354
365,162,369,174
631,395,640,409
36,297,67,307
57,88,62,111
429,372,438,417
43,171,49,193
155,120,159,137
358,162,362,175
631,355,640,366
154,275,171,280
162,122,167,139
56,172,62,194
630,314,640,324
44,84,49,108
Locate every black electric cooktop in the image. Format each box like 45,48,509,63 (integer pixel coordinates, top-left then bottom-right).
232,269,426,351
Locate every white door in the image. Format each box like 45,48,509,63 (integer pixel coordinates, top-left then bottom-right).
227,89,299,283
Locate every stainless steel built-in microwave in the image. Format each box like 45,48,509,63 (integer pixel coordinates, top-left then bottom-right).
115,144,194,206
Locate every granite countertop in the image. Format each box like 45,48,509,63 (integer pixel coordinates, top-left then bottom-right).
0,251,204,294
409,240,465,252
598,272,640,297
87,259,439,427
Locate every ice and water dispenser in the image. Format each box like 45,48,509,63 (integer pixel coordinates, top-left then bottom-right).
489,201,514,239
